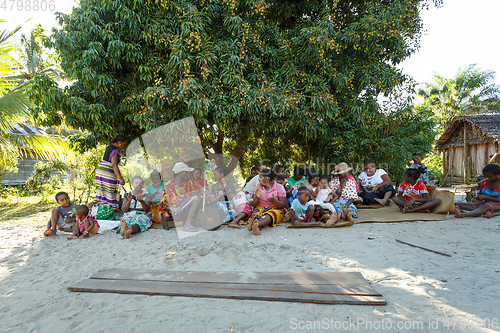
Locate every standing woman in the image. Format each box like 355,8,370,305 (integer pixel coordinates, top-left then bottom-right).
94,135,127,210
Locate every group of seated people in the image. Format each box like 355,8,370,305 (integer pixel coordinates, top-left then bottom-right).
45,153,500,239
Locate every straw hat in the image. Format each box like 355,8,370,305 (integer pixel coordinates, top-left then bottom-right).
331,162,352,175
172,162,194,173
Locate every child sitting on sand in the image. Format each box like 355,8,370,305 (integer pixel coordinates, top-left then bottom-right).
44,192,78,236
392,168,440,213
67,205,100,239
308,176,340,226
290,187,322,226
455,164,500,218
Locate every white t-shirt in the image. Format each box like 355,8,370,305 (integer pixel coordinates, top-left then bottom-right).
243,174,260,194
291,198,310,220
314,188,332,202
358,169,387,187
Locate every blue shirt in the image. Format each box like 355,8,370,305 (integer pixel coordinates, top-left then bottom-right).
291,199,310,220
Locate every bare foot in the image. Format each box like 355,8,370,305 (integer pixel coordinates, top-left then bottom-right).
228,223,244,229
252,222,261,236
341,206,347,219
67,236,78,240
124,226,133,239
374,198,386,207
402,207,407,214
120,220,127,236
346,209,354,222
247,221,254,231
44,229,56,237
485,211,492,219
325,211,340,227
454,206,463,218
82,233,89,239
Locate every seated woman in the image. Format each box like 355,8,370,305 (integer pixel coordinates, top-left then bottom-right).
161,162,203,232
247,168,287,235
455,163,500,218
392,168,441,213
145,169,169,224
358,161,395,206
329,162,358,222
230,163,268,227
117,176,153,239
209,166,237,224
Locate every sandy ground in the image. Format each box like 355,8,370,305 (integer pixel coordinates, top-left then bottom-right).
1,209,500,332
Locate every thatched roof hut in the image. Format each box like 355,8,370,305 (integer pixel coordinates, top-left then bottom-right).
436,114,500,184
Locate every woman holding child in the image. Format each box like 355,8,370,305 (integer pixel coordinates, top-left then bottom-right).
117,176,153,239
247,168,287,235
329,162,357,222
358,161,394,206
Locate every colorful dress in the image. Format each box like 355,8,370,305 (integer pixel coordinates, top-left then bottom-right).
398,180,428,201
95,144,121,209
467,180,500,212
161,179,197,221
249,182,286,227
329,176,358,218
116,190,153,234
76,214,100,234
145,182,169,223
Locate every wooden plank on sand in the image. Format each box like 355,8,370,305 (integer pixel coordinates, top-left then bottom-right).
68,278,386,305
90,270,368,288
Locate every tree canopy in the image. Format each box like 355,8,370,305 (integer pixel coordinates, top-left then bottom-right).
418,64,500,126
30,0,440,174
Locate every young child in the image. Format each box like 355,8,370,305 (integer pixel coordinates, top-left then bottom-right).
455,164,500,218
290,187,321,226
68,205,100,239
392,168,441,213
192,168,207,190
409,153,432,189
308,176,340,226
44,192,78,236
244,167,259,187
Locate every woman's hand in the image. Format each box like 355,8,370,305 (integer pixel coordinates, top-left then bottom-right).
266,194,275,203
372,185,380,193
119,177,125,186
127,192,133,201
256,189,262,199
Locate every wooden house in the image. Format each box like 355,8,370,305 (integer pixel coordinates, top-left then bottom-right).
1,123,48,186
436,114,500,184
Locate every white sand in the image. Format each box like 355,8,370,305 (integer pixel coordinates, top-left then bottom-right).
1,212,500,332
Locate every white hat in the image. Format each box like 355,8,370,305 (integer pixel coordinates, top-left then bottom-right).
172,162,194,173
331,162,353,175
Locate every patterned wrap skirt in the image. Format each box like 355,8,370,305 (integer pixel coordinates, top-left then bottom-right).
148,202,171,224
94,160,120,210
116,211,153,234
332,197,358,218
249,206,285,227
233,191,253,216
216,201,237,223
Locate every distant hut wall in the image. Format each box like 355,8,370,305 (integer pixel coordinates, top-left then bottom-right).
441,122,500,181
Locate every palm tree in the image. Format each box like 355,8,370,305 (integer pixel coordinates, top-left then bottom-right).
418,64,500,125
0,21,69,180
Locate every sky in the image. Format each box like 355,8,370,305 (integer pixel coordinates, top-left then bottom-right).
4,0,500,87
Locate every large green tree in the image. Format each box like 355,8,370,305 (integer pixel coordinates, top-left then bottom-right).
418,64,500,126
31,0,440,170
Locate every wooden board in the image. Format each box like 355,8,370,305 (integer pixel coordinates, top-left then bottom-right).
68,270,386,305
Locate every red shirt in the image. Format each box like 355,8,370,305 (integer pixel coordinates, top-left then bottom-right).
161,179,195,207
398,180,427,200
